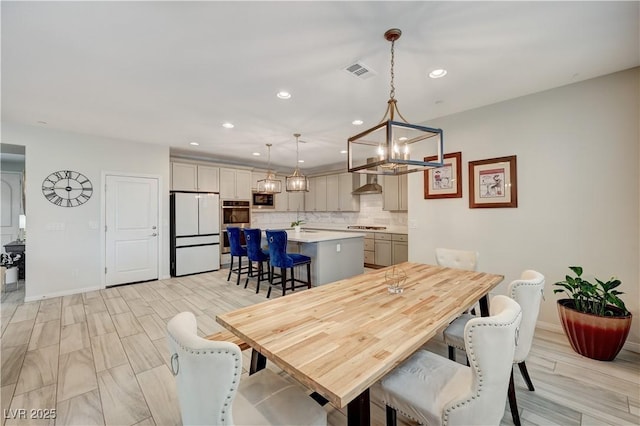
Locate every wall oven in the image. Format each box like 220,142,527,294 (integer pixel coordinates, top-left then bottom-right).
221,200,251,254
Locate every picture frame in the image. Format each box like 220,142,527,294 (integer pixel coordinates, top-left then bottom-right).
423,152,462,199
468,155,518,208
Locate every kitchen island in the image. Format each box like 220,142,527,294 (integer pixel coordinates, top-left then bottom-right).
282,229,365,285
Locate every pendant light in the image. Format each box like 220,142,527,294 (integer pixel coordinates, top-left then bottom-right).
347,28,445,176
256,143,282,194
286,133,309,192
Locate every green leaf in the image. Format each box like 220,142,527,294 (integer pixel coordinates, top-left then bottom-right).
569,266,583,276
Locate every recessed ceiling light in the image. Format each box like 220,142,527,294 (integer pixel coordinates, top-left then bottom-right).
298,160,304,163
398,137,408,141
252,152,261,156
190,142,199,146
340,150,348,154
277,91,291,99
352,119,363,126
429,69,448,79
222,122,234,129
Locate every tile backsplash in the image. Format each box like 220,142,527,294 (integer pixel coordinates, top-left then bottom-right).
251,193,407,228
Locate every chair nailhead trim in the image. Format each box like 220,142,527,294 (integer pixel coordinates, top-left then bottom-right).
168,332,242,423
443,312,521,426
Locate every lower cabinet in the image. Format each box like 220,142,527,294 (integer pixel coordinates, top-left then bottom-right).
374,234,392,267
366,233,407,267
392,234,408,264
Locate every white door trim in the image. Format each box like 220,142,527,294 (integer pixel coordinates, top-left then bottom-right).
100,171,163,287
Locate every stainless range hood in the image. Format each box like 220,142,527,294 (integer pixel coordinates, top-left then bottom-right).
352,174,382,195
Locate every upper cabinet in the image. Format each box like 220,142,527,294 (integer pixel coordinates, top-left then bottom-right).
326,173,360,212
220,168,251,200
382,173,408,211
171,162,219,192
305,176,327,212
273,175,305,212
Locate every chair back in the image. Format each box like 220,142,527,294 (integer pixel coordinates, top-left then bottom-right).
167,312,242,425
244,228,267,261
266,230,293,268
435,248,479,271
444,295,522,426
509,270,545,363
227,227,246,257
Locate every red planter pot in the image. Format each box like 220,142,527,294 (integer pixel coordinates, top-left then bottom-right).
557,299,632,361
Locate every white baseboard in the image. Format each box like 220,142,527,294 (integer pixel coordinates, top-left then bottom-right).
536,320,639,354
25,285,104,302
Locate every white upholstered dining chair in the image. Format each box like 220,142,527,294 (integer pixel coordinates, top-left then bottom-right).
167,311,327,426
443,270,545,426
380,295,522,426
435,248,479,271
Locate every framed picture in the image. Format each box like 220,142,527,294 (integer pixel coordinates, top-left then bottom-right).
424,152,462,199
468,155,518,208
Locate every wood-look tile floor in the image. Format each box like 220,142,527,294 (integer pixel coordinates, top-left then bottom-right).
1,271,638,426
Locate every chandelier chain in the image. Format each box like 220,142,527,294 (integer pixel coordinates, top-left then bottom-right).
389,40,396,100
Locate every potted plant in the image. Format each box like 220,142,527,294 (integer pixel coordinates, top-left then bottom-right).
554,266,632,361
290,219,305,233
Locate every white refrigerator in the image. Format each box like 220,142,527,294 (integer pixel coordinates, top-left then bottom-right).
170,192,221,276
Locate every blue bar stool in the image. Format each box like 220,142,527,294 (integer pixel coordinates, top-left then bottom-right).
226,227,248,285
265,230,312,298
243,228,270,294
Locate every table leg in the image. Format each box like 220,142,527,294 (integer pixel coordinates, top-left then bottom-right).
479,294,490,317
347,388,370,426
249,349,266,375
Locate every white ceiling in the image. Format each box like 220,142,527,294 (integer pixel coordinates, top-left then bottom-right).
2,1,638,173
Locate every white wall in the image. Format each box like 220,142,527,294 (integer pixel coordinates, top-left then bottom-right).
1,123,171,300
408,68,640,348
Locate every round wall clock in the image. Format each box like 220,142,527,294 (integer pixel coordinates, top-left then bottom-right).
42,170,93,207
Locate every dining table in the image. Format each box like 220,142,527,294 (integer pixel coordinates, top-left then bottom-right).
216,261,504,426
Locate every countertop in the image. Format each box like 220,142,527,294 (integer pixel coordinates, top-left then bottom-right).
285,229,366,243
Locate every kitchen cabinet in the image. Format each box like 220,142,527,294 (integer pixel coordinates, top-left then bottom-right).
273,175,304,212
364,233,375,266
374,233,392,267
220,168,251,200
382,173,408,211
363,232,408,267
392,234,408,264
305,176,327,212
171,162,220,192
326,173,360,212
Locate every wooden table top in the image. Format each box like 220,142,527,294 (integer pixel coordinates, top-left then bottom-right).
217,262,504,408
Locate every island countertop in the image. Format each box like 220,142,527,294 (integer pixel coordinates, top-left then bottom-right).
272,229,366,243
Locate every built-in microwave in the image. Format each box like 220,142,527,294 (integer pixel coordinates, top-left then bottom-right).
252,192,275,209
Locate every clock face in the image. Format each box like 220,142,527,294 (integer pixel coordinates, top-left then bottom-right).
42,170,93,207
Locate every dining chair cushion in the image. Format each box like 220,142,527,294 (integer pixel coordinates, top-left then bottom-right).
244,228,269,262
233,368,326,426
381,295,522,426
381,350,470,425
435,248,479,271
441,313,474,352
227,227,248,257
167,312,326,426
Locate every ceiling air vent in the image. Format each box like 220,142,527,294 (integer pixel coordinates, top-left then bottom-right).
344,61,376,80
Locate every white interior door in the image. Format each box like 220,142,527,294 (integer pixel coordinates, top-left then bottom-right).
105,175,159,286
